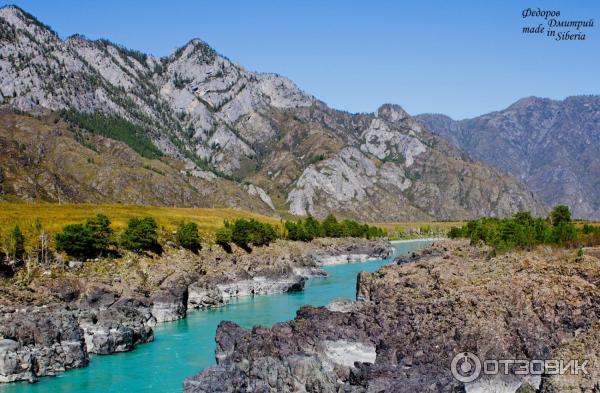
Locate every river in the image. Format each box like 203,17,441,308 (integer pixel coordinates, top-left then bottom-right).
0,240,432,393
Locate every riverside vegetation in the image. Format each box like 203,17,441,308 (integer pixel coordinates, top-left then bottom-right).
448,205,600,252
0,207,385,277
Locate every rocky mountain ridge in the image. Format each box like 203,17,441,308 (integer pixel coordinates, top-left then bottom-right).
417,95,600,220
0,5,546,220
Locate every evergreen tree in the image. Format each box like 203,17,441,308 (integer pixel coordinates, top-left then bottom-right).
215,224,233,252
231,219,252,250
176,222,201,253
550,205,572,226
7,225,25,262
322,214,342,237
120,217,159,252
55,214,114,259
303,217,322,241
86,214,114,252
55,224,94,259
284,221,301,241
447,206,590,252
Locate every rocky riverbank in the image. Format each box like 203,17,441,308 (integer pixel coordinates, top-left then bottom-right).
184,240,600,393
0,237,391,383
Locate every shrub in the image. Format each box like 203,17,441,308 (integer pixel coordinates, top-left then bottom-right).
230,219,252,250
176,222,201,253
553,222,577,246
120,217,159,252
448,226,465,238
250,220,277,246
231,219,277,249
284,221,305,241
579,224,600,247
302,217,322,240
55,214,114,259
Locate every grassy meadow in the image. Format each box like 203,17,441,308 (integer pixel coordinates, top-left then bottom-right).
0,202,283,238
375,221,463,239
0,202,462,246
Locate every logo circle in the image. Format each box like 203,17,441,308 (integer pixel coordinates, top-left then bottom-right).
451,352,481,383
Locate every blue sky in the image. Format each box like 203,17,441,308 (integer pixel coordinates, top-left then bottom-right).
1,0,599,119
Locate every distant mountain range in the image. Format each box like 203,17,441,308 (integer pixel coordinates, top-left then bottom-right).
0,6,549,220
417,96,600,220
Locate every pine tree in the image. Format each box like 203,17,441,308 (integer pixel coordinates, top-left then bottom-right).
176,222,201,253
7,225,25,262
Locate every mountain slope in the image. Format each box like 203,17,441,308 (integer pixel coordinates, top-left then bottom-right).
417,96,600,219
0,6,546,220
0,110,274,212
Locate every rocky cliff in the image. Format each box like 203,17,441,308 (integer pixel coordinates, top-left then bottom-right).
0,237,390,383
0,6,546,220
417,96,600,220
184,241,600,392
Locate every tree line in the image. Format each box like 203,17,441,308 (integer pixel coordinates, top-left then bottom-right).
0,215,201,276
1,214,386,274
284,214,386,241
214,215,385,252
448,205,600,253
60,109,163,160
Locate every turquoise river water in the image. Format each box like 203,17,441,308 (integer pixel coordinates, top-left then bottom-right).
0,240,432,393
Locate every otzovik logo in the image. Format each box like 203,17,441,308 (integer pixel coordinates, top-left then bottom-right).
451,352,481,383
450,352,590,383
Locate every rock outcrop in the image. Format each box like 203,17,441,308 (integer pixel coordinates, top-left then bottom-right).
185,241,600,392
308,237,393,265
150,286,189,323
187,275,306,311
0,309,88,383
0,237,390,383
0,5,546,221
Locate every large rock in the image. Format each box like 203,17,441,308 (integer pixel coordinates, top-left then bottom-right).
79,299,154,354
0,339,34,383
0,310,88,383
308,237,393,265
150,286,188,323
188,282,231,310
187,274,306,311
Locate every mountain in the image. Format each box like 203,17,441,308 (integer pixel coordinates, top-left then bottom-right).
0,5,546,220
417,96,600,219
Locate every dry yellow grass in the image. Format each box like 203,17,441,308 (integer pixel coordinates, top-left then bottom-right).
374,221,463,233
0,202,283,236
0,202,467,244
